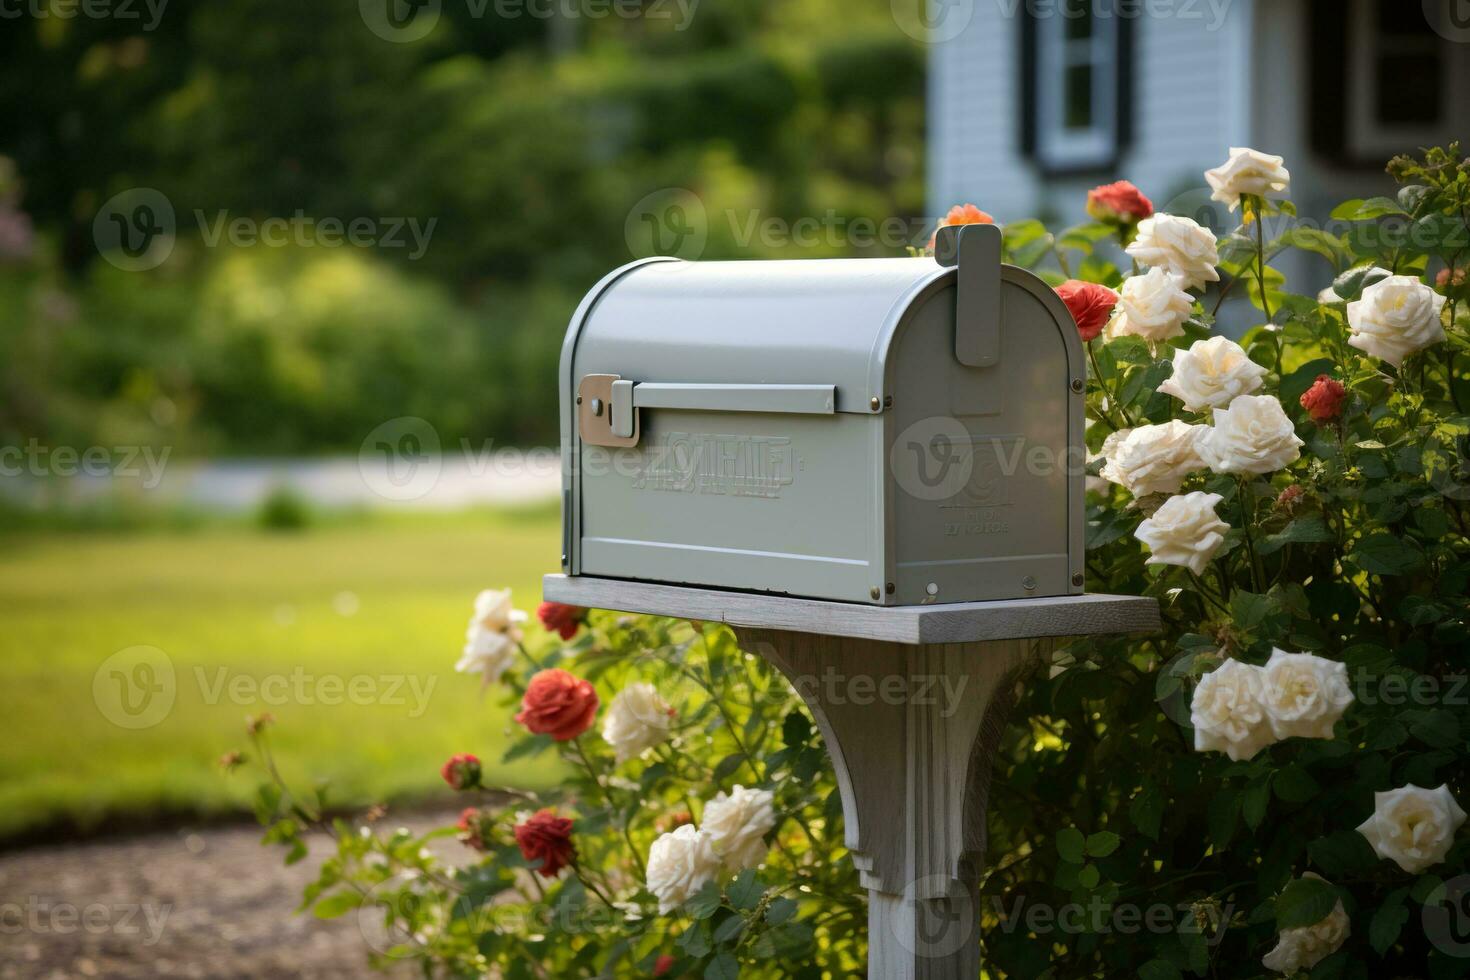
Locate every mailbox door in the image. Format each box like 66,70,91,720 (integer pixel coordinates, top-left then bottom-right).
884,271,1084,604
576,408,882,603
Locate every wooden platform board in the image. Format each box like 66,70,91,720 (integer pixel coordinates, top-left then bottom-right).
543,574,1160,645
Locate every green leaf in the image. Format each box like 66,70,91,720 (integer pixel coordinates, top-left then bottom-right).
1077,864,1101,889
1085,831,1121,858
1369,889,1410,955
1056,828,1086,864
1408,708,1462,749
1242,777,1272,830
727,870,764,910
502,733,554,764
312,891,361,919
1130,785,1164,840
1276,876,1339,929
1138,960,1182,980
713,753,747,781
1309,831,1378,876
1350,534,1426,575
685,881,722,920
1273,766,1320,803
781,710,811,748
765,897,797,925
1351,196,1409,219
713,914,747,944
1259,516,1335,556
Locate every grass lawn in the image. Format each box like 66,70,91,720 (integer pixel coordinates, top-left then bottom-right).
0,505,565,843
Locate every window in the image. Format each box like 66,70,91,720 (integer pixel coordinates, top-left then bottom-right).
1312,0,1469,166
1022,0,1130,173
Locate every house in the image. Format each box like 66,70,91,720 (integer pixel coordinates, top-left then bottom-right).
929,0,1470,285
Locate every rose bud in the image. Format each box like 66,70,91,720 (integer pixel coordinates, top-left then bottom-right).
1299,374,1347,424
515,669,599,741
1086,180,1154,224
513,808,576,878
440,753,482,791
1054,280,1120,343
653,954,677,977
457,807,494,852
536,601,587,641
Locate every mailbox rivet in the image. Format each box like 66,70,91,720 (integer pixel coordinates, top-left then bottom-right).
883,396,893,408
926,582,939,596
869,586,881,600
576,395,583,405
885,582,895,595
591,398,604,417
1072,572,1085,587
1021,575,1037,591
1070,378,1085,393
870,396,881,411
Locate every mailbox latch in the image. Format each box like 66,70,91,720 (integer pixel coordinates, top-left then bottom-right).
577,375,837,448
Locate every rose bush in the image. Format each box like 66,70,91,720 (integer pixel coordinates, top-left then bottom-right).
239,145,1470,978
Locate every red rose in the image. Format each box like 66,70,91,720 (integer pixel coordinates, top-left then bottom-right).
515,669,599,741
457,807,493,851
1275,484,1306,513
1087,180,1153,224
513,808,576,878
928,203,995,248
1054,280,1120,343
1299,374,1347,423
653,954,676,976
536,601,587,641
440,753,481,790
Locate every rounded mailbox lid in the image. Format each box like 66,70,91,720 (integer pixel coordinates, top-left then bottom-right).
563,256,951,414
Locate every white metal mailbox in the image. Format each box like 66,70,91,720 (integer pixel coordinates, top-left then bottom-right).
558,224,1086,605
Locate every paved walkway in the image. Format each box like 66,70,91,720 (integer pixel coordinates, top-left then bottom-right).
0,812,462,979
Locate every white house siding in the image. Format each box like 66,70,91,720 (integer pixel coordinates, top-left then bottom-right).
927,0,1256,227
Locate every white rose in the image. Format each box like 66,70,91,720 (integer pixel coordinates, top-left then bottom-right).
456,624,518,688
601,682,675,764
1190,658,1274,761
1259,649,1353,741
1356,784,1467,873
1157,336,1267,412
1199,394,1303,475
702,785,777,871
1106,267,1196,342
1205,146,1291,212
470,588,528,635
1099,420,1208,497
1346,275,1448,367
645,824,722,914
1126,213,1221,291
1261,875,1349,974
1135,491,1229,576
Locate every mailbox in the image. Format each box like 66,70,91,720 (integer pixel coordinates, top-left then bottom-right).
558,224,1086,605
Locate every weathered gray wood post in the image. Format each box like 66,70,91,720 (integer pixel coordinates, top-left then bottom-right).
544,575,1159,979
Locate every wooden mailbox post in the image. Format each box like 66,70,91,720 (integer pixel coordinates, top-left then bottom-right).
545,574,1159,979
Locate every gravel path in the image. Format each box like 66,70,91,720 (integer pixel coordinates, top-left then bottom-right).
0,812,464,979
